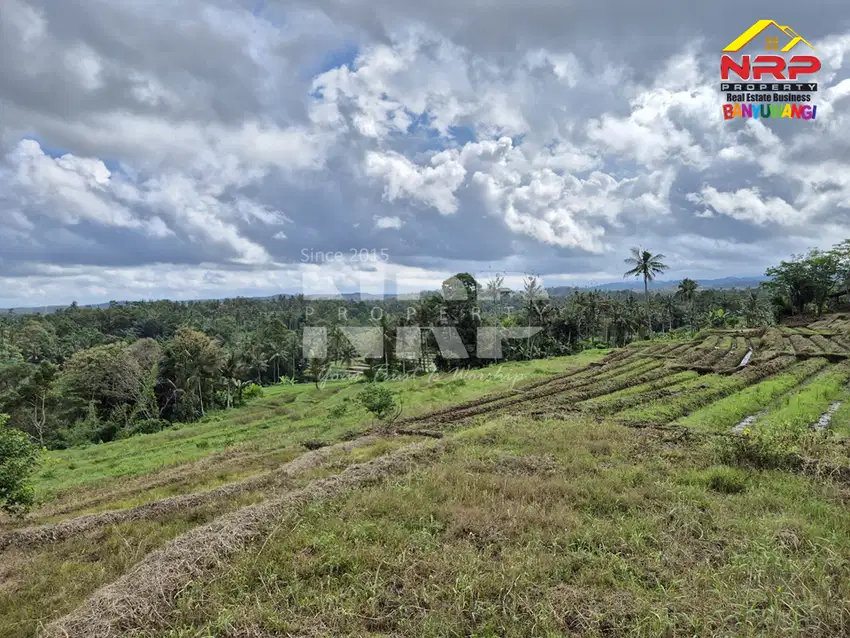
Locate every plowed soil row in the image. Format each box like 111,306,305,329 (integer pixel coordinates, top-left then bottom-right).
807,334,837,353
615,356,798,426
578,374,699,415
714,337,748,370
829,334,850,352
524,365,674,417
396,358,660,432
663,342,697,357
393,355,637,428
789,334,818,355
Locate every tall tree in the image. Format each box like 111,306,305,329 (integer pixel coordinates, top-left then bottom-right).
438,273,482,370
624,247,669,335
764,252,826,316
161,328,222,420
484,275,505,305
676,278,699,330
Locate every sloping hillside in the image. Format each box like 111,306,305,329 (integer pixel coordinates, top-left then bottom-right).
3,329,850,637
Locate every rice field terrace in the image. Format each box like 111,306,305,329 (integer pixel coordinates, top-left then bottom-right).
4,321,850,637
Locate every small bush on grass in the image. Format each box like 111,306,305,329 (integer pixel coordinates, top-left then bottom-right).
327,402,348,419
707,467,748,494
358,383,403,431
242,383,264,401
128,418,170,436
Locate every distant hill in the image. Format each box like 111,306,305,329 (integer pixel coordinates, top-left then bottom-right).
1,276,768,315
547,276,767,296
1,302,114,316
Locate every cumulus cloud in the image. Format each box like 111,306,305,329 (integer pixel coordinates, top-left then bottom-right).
687,187,805,226
374,216,404,229
1,0,850,305
4,140,170,236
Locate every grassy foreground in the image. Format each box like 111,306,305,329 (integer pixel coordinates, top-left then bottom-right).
159,415,850,637
4,340,850,638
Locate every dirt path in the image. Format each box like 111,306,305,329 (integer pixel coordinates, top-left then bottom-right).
40,438,447,638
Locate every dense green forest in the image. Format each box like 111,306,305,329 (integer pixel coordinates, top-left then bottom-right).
1,242,848,449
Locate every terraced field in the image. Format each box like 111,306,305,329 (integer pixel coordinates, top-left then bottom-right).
3,323,850,637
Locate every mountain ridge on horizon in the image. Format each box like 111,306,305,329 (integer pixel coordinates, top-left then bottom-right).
0,276,768,315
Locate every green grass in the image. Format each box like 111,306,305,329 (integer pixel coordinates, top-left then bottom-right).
614,357,801,425
614,373,742,424
155,416,850,638
29,352,608,503
677,358,830,432
825,388,850,439
754,362,850,434
6,341,850,637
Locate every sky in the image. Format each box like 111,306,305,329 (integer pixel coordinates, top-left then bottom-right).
2,0,850,307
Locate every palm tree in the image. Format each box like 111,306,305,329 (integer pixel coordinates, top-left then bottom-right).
624,247,669,335
659,294,678,333
676,278,699,303
220,350,249,409
676,278,699,331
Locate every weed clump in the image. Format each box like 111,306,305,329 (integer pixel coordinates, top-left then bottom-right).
706,467,748,494
716,423,831,471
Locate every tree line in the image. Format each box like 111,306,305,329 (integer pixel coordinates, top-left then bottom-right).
3,242,848,451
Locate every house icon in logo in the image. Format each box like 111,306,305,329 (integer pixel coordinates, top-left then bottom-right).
723,20,815,53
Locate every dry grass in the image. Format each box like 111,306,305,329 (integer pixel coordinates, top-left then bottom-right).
3,331,849,637
41,439,447,638
0,435,384,553
133,416,850,638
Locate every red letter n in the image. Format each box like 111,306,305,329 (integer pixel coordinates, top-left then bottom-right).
721,55,750,80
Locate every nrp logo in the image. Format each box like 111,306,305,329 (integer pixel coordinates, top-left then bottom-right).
720,20,821,121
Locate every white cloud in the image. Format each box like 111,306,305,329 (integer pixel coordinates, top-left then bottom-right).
2,0,850,305
374,215,404,229
5,140,169,236
365,149,466,214
687,186,804,226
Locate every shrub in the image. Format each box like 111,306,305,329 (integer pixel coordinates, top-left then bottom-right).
0,414,42,517
242,383,264,401
358,384,402,429
129,418,170,436
327,400,349,419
